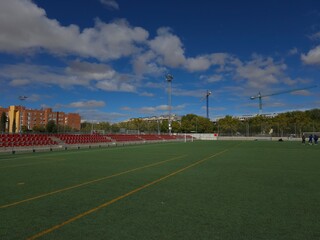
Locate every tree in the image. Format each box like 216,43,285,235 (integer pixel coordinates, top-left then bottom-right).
148,120,160,134
284,111,309,137
273,113,290,137
217,115,240,135
171,121,181,133
76,108,320,137
21,125,29,133
305,109,320,132
0,112,7,133
247,115,270,135
33,125,46,133
96,122,111,132
46,120,57,133
160,120,169,133
55,124,74,133
132,119,143,133
80,121,92,133
196,116,213,133
306,109,320,120
181,114,196,133
111,123,120,133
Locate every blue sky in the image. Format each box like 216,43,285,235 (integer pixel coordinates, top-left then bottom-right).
0,0,320,122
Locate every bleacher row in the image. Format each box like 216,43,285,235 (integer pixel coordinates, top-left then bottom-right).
0,133,189,148
0,134,57,148
56,134,112,145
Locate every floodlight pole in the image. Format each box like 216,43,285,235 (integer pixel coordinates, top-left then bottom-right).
18,96,28,133
206,90,211,119
166,74,173,135
258,92,262,115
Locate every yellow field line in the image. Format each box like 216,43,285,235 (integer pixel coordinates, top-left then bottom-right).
0,155,186,209
26,149,228,240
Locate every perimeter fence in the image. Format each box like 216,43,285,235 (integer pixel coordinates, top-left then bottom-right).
216,122,319,139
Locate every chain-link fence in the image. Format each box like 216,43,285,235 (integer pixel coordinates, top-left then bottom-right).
216,122,319,138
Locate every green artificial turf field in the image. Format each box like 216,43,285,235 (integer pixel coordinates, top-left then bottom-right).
0,141,320,240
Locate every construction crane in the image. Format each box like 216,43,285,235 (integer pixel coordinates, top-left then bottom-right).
201,90,211,119
250,85,317,114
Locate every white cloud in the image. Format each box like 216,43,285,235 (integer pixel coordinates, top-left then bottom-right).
309,31,320,41
288,47,298,56
79,109,127,122
1,0,310,108
67,61,139,92
100,0,119,10
149,27,186,68
0,62,138,92
66,61,116,80
282,77,296,86
132,50,166,76
301,46,320,65
121,105,167,114
291,89,313,96
138,104,187,114
200,74,224,83
210,53,233,66
68,100,106,108
0,0,80,52
0,0,148,60
234,55,287,89
1,64,71,87
139,105,167,114
121,104,186,115
172,89,206,98
24,94,41,102
144,81,165,89
80,19,149,60
0,63,92,88
0,0,255,80
145,29,234,72
95,79,136,92
139,92,155,97
9,78,30,86
184,56,211,72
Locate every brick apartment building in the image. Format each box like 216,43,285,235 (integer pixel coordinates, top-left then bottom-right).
0,105,81,133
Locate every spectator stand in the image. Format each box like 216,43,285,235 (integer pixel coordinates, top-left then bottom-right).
0,133,189,154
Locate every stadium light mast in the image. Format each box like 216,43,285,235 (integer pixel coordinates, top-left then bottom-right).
206,90,211,119
201,90,211,119
165,74,173,135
